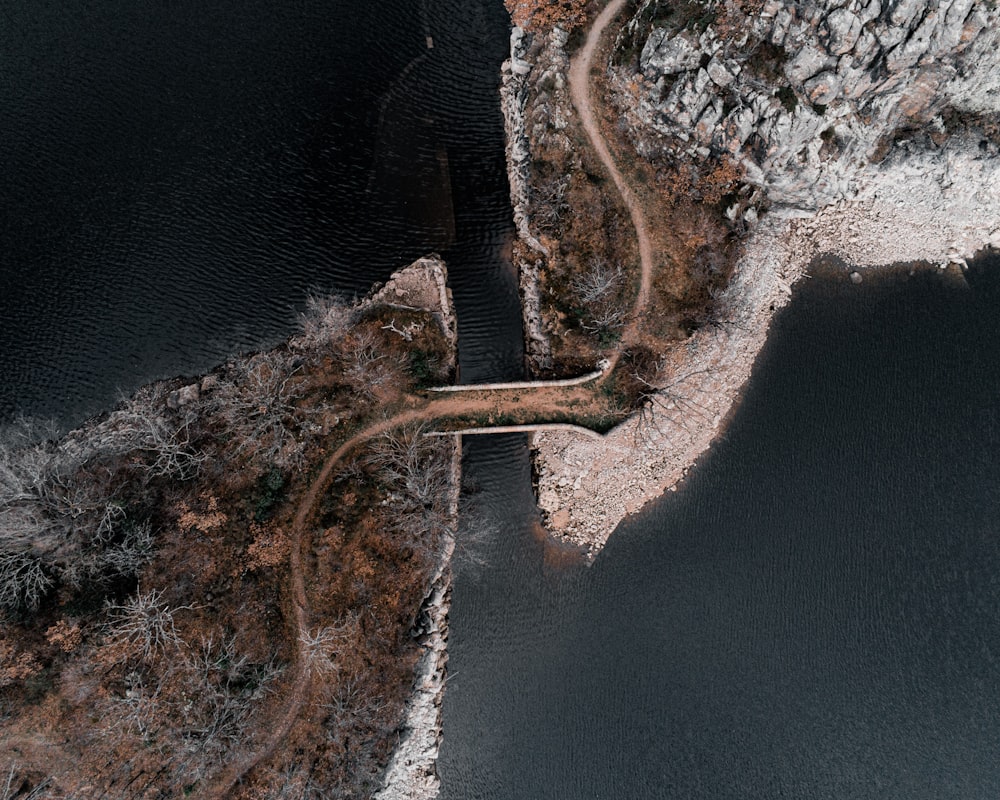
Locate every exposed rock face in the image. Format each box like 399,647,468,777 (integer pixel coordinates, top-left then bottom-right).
620,0,1000,214
522,1,1000,553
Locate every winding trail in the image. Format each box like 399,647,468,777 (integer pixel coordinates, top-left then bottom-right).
201,384,613,796
568,0,655,344
204,5,658,794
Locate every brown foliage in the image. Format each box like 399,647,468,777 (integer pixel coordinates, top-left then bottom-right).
506,0,588,32
0,290,457,797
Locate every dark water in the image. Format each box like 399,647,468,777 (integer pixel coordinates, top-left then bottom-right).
0,0,520,427
7,1,1000,796
441,255,1000,799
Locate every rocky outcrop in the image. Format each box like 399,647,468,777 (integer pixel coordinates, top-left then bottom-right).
618,0,1000,215
374,537,454,800
365,255,458,372
534,132,1000,555
527,0,1000,553
500,26,581,373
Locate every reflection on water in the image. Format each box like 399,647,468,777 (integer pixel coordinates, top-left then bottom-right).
440,254,1000,800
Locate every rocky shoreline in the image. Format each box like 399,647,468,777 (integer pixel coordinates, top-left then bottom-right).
375,435,460,800
507,0,1000,556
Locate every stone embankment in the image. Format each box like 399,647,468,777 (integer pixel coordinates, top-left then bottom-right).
518,0,1000,555
374,438,460,800
501,25,578,373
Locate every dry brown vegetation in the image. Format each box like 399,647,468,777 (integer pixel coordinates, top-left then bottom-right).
519,6,743,377
505,0,589,32
0,292,456,798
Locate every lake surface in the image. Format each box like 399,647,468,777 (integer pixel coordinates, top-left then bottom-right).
440,255,1000,799
5,1,1000,797
0,0,520,427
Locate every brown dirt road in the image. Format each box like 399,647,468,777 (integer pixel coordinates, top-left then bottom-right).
200,383,617,797
569,0,654,348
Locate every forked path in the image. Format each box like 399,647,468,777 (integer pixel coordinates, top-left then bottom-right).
569,0,654,351
203,385,610,796
195,4,655,794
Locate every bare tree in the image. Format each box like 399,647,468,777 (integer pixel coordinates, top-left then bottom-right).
175,635,281,753
104,588,191,662
211,351,303,466
569,257,628,336
569,257,623,304
0,550,53,610
0,423,156,607
103,402,206,479
367,427,454,550
1,764,53,800
532,175,570,235
342,329,405,401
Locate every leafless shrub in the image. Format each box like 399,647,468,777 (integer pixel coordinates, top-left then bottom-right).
581,302,628,334
175,635,281,752
569,257,623,304
342,329,405,401
367,427,454,548
104,589,190,662
1,764,53,800
631,363,717,440
532,175,570,235
0,550,53,610
272,762,333,800
92,519,154,579
211,350,303,466
570,258,628,336
108,669,164,739
296,294,355,351
0,425,157,607
299,627,340,677
103,402,206,479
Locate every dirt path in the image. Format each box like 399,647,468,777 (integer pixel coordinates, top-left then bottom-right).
569,0,654,348
204,4,655,792
203,382,614,796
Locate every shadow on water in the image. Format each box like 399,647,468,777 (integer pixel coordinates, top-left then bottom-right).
441,251,1000,800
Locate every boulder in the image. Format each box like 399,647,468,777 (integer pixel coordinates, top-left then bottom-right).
640,29,702,77
804,71,842,104
785,44,832,84
167,383,200,410
823,8,863,55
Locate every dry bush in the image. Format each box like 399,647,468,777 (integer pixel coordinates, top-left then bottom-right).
172,635,281,754
210,350,306,467
104,588,189,662
506,0,588,31
1,765,52,800
296,294,355,353
696,155,744,205
532,175,571,235
0,419,158,610
341,327,408,403
367,427,453,547
570,257,629,337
